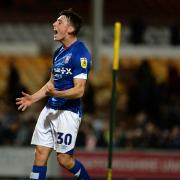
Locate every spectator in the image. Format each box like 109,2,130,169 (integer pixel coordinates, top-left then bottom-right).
7,58,27,108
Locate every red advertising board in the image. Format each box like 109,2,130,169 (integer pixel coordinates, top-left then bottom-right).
60,150,180,179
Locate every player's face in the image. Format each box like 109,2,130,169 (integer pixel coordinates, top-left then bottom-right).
53,15,73,41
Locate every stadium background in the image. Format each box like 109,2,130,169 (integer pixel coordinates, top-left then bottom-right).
0,0,180,179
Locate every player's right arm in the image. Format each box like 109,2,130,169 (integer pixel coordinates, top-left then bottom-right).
16,74,54,111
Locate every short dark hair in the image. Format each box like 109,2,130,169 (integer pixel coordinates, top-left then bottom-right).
59,9,82,36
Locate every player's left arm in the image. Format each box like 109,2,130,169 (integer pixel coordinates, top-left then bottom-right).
46,78,86,99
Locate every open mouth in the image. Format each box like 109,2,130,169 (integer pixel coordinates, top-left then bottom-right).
54,29,58,35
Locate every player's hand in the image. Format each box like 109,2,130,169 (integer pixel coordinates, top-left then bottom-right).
16,92,33,111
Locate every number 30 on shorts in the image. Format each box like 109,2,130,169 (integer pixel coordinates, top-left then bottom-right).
57,132,72,145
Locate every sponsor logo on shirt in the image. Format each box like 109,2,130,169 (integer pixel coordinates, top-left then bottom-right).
53,67,72,79
54,67,72,75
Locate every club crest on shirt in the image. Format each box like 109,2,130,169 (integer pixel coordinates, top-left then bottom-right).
80,58,87,68
64,53,72,64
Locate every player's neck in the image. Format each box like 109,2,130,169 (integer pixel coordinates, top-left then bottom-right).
62,37,77,48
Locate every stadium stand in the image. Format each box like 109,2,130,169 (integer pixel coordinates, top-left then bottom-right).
0,1,180,179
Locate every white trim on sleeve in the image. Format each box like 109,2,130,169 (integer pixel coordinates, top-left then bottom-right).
73,73,87,79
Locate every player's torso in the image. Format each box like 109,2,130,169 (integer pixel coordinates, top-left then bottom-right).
47,40,91,114
52,47,74,91
48,46,79,111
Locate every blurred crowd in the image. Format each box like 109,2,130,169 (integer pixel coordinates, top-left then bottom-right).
0,56,180,151
79,57,180,150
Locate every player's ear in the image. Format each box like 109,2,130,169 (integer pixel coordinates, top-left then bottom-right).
68,25,75,35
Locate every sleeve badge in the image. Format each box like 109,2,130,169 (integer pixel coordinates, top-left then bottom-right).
80,58,88,68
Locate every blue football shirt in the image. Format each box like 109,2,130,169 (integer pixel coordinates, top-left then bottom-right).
46,40,91,116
